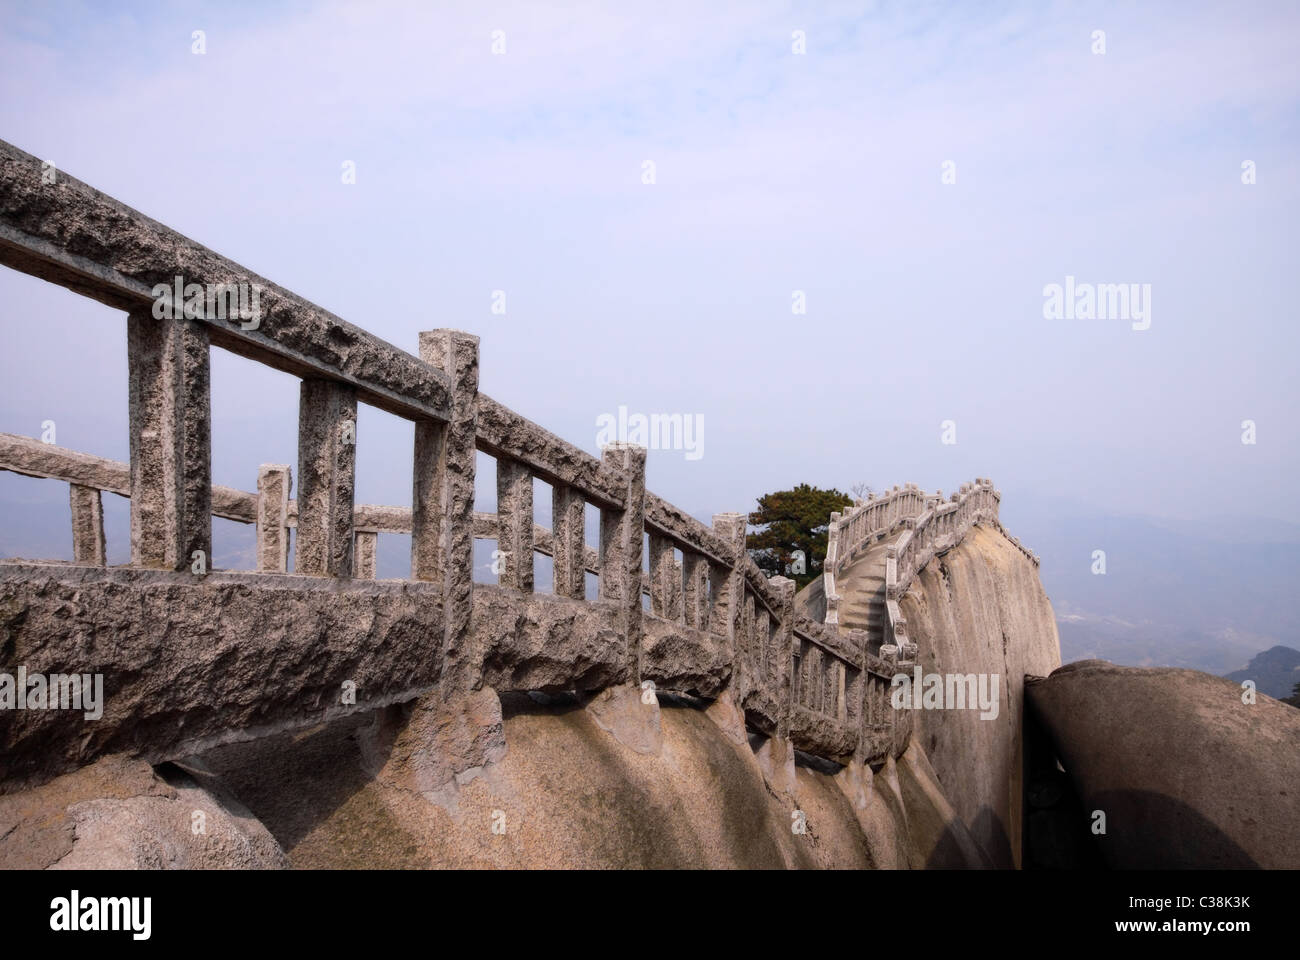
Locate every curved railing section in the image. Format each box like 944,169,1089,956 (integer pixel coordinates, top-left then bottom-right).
821,483,928,626
883,478,1004,655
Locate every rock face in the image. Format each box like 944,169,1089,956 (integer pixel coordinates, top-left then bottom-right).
1026,660,1300,869
0,754,286,869
181,689,960,869
898,525,1061,867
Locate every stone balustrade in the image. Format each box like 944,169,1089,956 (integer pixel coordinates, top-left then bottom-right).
0,137,1043,785
0,136,930,782
881,478,1003,652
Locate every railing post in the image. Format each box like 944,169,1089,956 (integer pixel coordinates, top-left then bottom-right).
295,378,357,577
551,484,586,599
256,464,291,573
770,575,795,737
709,512,746,651
495,458,534,592
413,330,479,687
649,532,682,620
69,483,105,566
127,310,211,570
741,589,756,687
846,628,868,754
354,530,378,579
600,443,647,683
681,551,709,628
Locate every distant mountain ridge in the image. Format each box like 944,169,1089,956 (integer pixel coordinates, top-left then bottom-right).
1224,645,1300,701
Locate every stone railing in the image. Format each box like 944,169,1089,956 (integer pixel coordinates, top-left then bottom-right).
821,483,928,626
0,432,605,578
882,478,1002,653
786,615,911,765
0,137,924,784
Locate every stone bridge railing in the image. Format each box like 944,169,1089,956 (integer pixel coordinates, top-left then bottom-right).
0,137,920,784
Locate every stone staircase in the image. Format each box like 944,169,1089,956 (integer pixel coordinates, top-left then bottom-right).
795,480,1019,670
835,541,890,651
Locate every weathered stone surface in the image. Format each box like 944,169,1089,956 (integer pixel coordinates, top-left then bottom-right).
681,551,709,629
1026,659,1300,869
354,530,378,578
708,513,746,660
0,431,259,524
127,310,211,571
585,683,663,755
193,696,898,868
477,395,624,508
474,586,624,693
360,686,505,810
417,330,478,691
768,577,796,722
703,688,749,746
899,524,1060,867
643,492,735,567
0,431,131,495
647,533,681,620
741,684,781,736
0,564,444,787
295,378,357,577
255,464,291,573
599,444,646,682
754,731,797,800
69,483,105,566
788,705,858,765
793,614,864,670
0,753,286,869
895,740,991,868
640,613,730,698
834,758,911,868
495,456,534,591
550,484,586,599
0,138,452,422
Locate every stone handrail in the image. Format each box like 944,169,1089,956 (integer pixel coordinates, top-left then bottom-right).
0,137,895,782
820,483,928,626
0,432,605,577
0,137,1037,785
882,478,1001,653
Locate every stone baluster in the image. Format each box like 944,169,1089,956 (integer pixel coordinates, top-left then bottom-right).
354,530,378,579
551,484,586,599
682,551,709,629
649,532,682,621
600,444,647,683
127,310,211,571
495,457,534,592
412,329,479,688
770,575,795,735
69,483,105,566
708,512,747,670
295,378,357,577
256,464,291,573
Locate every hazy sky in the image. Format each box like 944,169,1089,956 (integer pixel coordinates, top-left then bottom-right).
1,0,1298,555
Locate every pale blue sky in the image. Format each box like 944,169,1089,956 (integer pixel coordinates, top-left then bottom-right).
1,0,1297,560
